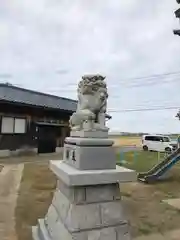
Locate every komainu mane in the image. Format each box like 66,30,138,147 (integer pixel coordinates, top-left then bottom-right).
69,74,111,131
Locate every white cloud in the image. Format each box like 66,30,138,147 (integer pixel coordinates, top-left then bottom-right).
0,0,180,133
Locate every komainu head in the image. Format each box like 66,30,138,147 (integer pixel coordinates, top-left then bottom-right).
77,74,108,98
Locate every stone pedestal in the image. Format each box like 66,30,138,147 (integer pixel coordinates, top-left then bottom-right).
70,130,108,139
32,161,136,240
63,137,116,170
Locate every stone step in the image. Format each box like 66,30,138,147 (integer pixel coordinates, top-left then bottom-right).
32,226,40,240
32,219,51,240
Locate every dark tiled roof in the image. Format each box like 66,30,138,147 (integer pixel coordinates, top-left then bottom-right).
0,84,77,112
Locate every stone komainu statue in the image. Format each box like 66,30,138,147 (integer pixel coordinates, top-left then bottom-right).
69,74,111,131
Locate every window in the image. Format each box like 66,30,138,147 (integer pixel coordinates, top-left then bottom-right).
154,136,162,142
1,117,14,133
145,136,150,141
1,117,26,134
14,118,26,133
145,136,161,141
145,136,155,141
163,137,170,142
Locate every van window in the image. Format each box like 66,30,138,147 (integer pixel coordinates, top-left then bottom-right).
155,136,163,141
145,136,162,141
145,136,156,141
162,137,170,142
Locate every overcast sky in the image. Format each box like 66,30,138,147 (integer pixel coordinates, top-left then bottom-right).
1,0,180,133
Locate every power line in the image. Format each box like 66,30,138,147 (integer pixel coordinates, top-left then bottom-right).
47,79,180,93
46,73,180,92
117,76,180,88
3,69,180,91
59,70,180,87
109,106,180,113
108,101,180,110
110,70,180,82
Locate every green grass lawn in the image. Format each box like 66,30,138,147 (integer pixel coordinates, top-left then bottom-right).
117,150,180,198
116,150,165,172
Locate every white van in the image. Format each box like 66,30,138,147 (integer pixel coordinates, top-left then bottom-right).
142,135,174,152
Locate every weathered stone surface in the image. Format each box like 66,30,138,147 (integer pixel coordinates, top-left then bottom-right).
64,144,116,170
114,183,121,201
69,74,110,133
34,218,132,240
118,233,131,240
57,180,86,204
116,224,131,240
65,204,101,232
50,161,137,186
65,137,114,146
52,189,70,222
33,179,132,240
71,232,88,240
73,186,86,204
70,130,108,138
100,201,125,226
51,220,73,240
35,219,51,240
57,180,121,205
85,183,120,203
44,205,58,237
87,227,117,240
57,179,74,201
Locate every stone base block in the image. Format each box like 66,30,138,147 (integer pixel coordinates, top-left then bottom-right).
50,161,136,186
33,184,132,240
70,130,108,138
65,137,114,146
33,218,131,240
56,179,121,204
63,137,116,170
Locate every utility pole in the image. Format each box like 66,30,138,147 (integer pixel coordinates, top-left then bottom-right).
173,0,180,36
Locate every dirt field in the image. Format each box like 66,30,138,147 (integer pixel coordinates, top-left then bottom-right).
111,136,141,147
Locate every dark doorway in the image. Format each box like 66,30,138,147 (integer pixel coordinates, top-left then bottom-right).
37,124,59,154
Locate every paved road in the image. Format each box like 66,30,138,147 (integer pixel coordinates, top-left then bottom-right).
0,164,24,240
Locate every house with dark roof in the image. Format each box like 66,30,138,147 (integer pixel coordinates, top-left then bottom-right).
0,83,77,156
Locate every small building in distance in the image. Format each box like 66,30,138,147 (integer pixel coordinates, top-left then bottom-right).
0,83,77,156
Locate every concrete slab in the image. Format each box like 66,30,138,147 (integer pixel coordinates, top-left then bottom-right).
0,164,24,240
50,161,137,186
162,198,180,210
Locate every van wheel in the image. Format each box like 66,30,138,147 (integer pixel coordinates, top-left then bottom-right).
143,146,148,151
165,147,171,154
